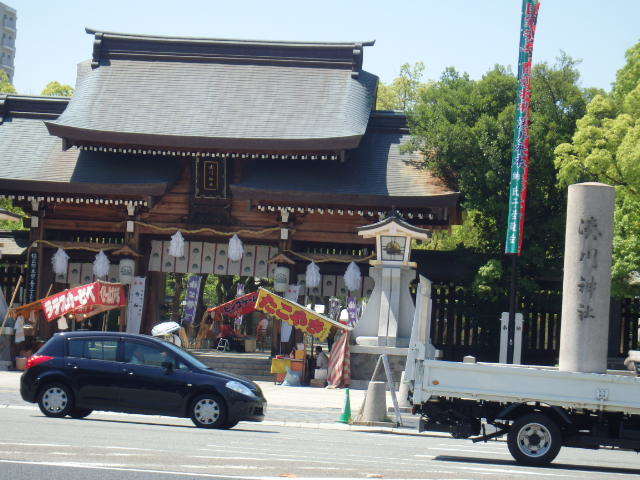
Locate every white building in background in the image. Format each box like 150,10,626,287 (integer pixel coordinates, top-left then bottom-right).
0,2,16,82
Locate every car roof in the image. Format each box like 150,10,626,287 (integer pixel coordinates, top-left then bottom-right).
55,331,157,341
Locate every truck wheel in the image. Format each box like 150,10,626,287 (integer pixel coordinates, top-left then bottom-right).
507,413,562,466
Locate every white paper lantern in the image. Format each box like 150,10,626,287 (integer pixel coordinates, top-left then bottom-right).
52,248,69,276
93,250,110,279
343,261,362,292
305,262,321,289
169,230,185,258
228,234,244,262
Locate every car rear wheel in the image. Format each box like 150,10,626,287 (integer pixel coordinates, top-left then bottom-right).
507,413,562,466
38,383,73,418
69,408,92,419
190,394,227,429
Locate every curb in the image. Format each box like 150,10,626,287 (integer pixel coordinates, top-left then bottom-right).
0,404,445,437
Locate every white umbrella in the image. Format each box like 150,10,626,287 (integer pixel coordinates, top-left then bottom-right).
151,321,181,337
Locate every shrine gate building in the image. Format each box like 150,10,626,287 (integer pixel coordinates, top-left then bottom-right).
0,29,460,337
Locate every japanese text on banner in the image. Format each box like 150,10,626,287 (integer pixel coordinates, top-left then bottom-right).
254,288,346,341
505,0,541,255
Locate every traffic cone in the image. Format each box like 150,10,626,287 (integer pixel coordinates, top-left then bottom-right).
337,388,351,423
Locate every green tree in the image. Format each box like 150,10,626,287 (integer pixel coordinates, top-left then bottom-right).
41,81,74,97
409,54,591,296
0,198,25,231
555,41,640,295
0,69,16,94
376,62,427,111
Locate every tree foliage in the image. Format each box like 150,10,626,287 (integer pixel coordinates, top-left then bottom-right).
41,81,74,97
0,69,16,94
555,41,640,295
0,197,25,231
376,62,427,111
409,54,591,296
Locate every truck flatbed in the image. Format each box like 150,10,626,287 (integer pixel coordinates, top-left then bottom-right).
415,359,640,415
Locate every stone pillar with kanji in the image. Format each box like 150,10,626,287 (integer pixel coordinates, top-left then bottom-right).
559,182,615,374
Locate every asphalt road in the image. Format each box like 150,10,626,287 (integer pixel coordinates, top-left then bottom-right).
1,406,640,480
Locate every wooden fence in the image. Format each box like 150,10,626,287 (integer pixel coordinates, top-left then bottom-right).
430,282,639,365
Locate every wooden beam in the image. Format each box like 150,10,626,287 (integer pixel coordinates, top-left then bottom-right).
37,241,125,251
43,219,124,232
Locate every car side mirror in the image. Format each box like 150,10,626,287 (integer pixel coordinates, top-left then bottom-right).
161,361,174,373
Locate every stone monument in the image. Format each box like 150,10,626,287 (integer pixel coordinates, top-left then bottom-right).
558,182,615,374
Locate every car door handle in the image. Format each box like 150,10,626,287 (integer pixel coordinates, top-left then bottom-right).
122,369,135,375
66,363,78,369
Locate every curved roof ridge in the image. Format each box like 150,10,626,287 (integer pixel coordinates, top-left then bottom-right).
85,28,375,47
1,95,69,123
86,28,372,74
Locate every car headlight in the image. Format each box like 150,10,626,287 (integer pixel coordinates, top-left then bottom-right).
226,380,255,397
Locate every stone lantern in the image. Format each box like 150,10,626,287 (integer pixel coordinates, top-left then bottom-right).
354,213,431,347
111,245,141,285
268,253,296,293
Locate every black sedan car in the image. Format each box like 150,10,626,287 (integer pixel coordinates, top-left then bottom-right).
20,331,266,429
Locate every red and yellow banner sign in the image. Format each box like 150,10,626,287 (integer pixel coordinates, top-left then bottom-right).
255,288,350,341
207,291,259,319
42,281,127,322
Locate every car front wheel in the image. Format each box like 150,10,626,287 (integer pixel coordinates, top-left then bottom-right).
190,394,227,429
507,413,562,466
38,383,73,418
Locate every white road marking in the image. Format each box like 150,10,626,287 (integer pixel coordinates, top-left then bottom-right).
191,455,337,465
0,442,71,447
203,465,260,470
197,448,302,459
427,447,510,455
452,465,570,477
98,445,159,452
0,459,424,480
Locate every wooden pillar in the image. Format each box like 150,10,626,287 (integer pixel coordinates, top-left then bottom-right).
141,271,163,334
26,206,44,302
270,314,281,357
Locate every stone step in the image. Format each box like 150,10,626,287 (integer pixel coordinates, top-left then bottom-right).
192,353,273,381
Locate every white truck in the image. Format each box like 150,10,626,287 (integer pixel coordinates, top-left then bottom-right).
404,278,640,466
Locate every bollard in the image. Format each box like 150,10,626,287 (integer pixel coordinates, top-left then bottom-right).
360,381,387,422
337,388,352,423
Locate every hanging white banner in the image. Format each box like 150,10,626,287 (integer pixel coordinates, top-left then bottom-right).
126,276,146,334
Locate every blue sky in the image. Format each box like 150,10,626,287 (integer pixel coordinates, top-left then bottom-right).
6,0,639,95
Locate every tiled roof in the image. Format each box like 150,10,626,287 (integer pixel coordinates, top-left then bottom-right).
0,231,29,257
46,30,378,152
230,112,459,208
0,95,181,196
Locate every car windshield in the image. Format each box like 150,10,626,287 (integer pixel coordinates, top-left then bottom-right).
160,340,210,370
